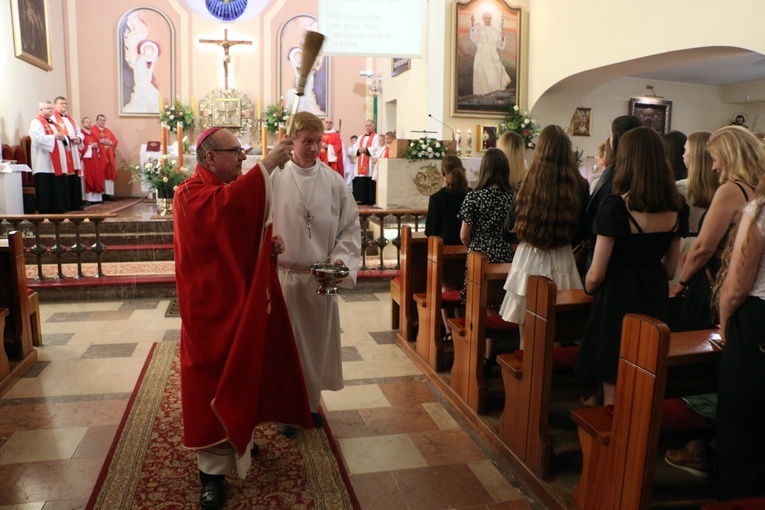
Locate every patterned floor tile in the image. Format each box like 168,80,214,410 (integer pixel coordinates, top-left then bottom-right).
81,343,137,359
40,334,74,347
162,329,180,342
340,293,380,302
341,346,362,362
45,312,93,323
369,330,397,345
21,361,50,378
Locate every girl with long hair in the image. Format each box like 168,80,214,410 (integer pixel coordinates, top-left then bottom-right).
496,130,526,189
575,127,688,406
671,126,763,331
499,125,588,348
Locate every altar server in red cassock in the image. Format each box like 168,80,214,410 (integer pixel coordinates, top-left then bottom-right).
78,117,104,203
173,127,311,510
319,117,345,179
93,114,118,200
28,100,70,213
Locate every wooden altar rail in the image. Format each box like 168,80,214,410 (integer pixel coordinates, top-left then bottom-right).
0,214,116,280
358,209,427,270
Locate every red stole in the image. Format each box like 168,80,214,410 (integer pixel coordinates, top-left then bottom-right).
357,131,376,176
379,145,389,159
320,130,345,178
36,114,70,176
175,164,312,454
53,112,77,175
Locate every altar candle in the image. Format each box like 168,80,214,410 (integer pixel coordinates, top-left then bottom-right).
159,95,164,112
190,96,196,119
160,125,168,155
177,122,184,166
466,129,472,155
257,97,262,119
261,125,268,157
456,129,462,155
278,125,284,140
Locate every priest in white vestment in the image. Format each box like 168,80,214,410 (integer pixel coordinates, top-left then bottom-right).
29,100,70,213
271,112,361,427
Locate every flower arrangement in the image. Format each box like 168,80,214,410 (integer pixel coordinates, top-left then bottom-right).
160,99,194,134
263,102,290,134
126,155,190,194
405,137,448,161
498,104,541,150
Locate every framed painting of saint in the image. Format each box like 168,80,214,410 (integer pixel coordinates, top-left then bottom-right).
11,0,53,71
118,7,175,117
453,0,522,117
278,15,329,117
629,98,672,135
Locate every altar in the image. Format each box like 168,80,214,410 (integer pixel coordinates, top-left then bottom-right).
374,155,482,209
0,163,31,214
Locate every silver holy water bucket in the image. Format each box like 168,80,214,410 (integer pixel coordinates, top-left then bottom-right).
310,262,350,295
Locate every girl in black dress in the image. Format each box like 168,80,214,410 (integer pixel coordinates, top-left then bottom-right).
425,155,470,246
576,127,688,406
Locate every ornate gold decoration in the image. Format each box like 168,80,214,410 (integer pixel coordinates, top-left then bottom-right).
412,163,443,196
199,88,254,137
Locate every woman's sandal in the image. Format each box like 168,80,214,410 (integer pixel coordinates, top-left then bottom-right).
580,394,602,407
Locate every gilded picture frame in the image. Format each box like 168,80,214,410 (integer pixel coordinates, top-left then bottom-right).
629,98,672,135
475,124,498,152
10,0,53,71
118,7,175,117
453,0,522,117
571,107,592,136
392,58,411,77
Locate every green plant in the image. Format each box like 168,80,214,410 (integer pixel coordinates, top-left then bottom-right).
498,104,541,150
126,155,190,192
574,147,584,168
405,137,448,161
263,103,290,134
160,99,194,134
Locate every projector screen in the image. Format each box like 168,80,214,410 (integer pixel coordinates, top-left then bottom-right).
317,0,424,57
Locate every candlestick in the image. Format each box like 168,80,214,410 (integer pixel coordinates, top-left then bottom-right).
456,129,462,157
261,125,268,157
177,122,184,167
466,129,472,156
161,124,168,155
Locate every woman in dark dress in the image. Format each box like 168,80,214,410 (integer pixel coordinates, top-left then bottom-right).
576,127,688,406
458,148,515,373
425,155,470,246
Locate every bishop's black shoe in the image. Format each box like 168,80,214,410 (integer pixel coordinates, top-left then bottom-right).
250,442,260,458
277,423,298,438
311,412,323,428
199,470,226,510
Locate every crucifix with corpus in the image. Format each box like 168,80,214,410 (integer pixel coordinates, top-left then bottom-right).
199,29,252,91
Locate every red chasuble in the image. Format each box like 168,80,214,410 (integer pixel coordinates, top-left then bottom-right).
79,129,105,193
174,164,312,454
319,130,344,178
94,127,118,180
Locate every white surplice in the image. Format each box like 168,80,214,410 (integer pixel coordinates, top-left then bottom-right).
271,160,361,412
29,118,68,174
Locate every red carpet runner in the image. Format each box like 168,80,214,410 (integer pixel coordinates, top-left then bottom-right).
86,341,359,509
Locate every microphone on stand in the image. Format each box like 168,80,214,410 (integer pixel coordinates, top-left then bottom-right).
428,114,456,141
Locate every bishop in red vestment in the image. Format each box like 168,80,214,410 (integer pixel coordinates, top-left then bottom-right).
174,128,310,509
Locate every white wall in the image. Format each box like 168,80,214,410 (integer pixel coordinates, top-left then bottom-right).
0,0,68,146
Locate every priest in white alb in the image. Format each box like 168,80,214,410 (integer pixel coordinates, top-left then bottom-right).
270,111,361,432
29,100,70,213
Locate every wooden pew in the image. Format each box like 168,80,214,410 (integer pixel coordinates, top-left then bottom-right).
447,251,514,412
393,226,428,343
414,236,468,371
0,231,38,395
570,315,721,510
496,275,591,477
0,308,10,379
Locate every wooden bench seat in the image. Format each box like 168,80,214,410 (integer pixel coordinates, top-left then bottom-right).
497,275,591,477
447,251,515,413
393,226,428,343
0,231,39,395
414,236,468,371
571,315,721,510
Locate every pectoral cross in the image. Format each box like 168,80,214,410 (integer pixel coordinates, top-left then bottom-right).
305,211,313,238
199,29,252,91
